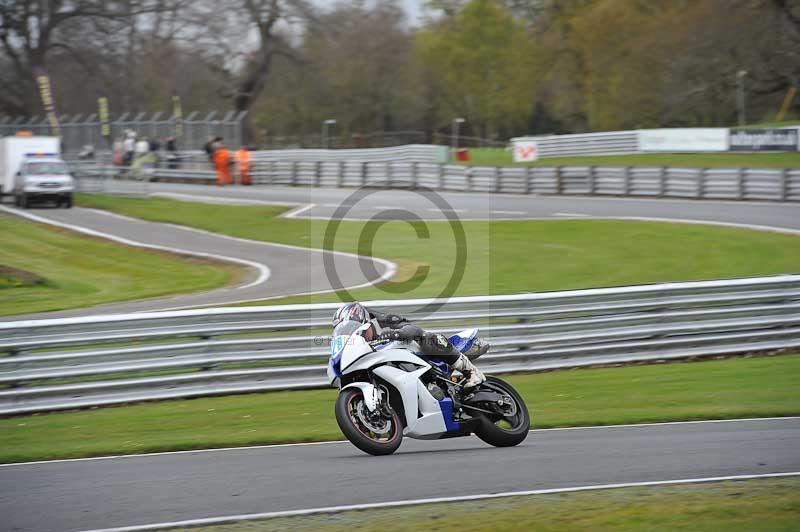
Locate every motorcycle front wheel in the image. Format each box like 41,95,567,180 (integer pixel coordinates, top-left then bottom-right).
473,376,530,447
335,388,403,456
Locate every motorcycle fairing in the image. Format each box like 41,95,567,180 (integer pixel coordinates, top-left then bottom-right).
419,355,450,376
334,341,462,439
341,344,429,374
448,328,478,354
372,364,459,438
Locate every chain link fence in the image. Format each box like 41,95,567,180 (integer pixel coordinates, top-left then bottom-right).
0,111,247,154
0,112,509,153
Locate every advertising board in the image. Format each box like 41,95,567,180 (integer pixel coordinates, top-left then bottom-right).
638,128,728,152
729,128,798,152
512,140,539,162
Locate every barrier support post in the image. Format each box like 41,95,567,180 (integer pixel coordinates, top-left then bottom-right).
495,167,501,193
525,166,532,195
588,166,596,195
781,168,789,202
361,162,368,186
411,162,418,190
623,166,631,195
698,168,705,199
660,166,668,197
337,161,344,188
438,164,445,190
737,168,745,200
315,161,321,187
556,166,564,195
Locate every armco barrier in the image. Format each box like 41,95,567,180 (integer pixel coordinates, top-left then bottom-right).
1,275,799,415
513,130,639,157
512,127,800,158
70,161,800,202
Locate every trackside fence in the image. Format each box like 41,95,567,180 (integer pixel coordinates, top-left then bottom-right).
1,275,799,415
68,159,800,202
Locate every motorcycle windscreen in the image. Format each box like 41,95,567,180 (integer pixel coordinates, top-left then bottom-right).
331,320,373,374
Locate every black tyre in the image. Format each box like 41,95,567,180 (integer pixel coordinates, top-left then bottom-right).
473,376,530,447
13,194,20,207
20,193,28,209
335,387,402,456
62,194,73,209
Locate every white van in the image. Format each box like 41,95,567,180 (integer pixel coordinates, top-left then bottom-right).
0,136,74,209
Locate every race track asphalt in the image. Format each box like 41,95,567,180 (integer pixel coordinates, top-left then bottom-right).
149,182,800,229
1,183,797,321
0,202,394,321
1,418,798,532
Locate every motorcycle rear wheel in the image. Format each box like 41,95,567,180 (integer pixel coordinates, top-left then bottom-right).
473,376,530,447
335,388,403,456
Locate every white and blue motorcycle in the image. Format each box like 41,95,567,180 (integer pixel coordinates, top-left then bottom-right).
328,320,530,455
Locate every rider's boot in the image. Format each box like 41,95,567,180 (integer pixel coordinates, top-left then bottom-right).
465,338,490,360
452,353,485,388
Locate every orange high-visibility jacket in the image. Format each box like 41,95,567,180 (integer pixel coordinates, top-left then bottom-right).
235,148,251,170
213,148,232,184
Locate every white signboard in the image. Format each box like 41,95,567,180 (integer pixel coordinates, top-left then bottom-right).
638,129,728,152
513,140,539,162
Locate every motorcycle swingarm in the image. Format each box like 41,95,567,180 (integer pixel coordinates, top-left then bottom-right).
462,390,507,405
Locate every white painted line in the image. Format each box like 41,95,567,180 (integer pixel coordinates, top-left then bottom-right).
427,208,466,213
0,206,271,290
492,210,527,215
82,206,396,283
280,203,316,219
285,214,800,232
0,439,347,468
79,472,800,532
532,416,800,432
530,193,796,208
2,416,796,468
602,216,800,236
363,186,792,208
554,212,590,217
150,191,302,207
59,206,397,312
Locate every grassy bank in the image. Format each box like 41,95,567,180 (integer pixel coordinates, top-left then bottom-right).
192,478,800,532
1,354,797,463
75,195,800,307
463,149,800,169
0,213,241,316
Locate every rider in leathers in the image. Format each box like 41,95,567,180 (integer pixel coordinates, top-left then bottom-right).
333,302,488,388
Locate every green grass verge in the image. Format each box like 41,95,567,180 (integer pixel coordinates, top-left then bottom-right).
748,119,800,128
190,478,800,532
75,194,800,307
0,264,46,289
463,148,800,168
0,213,242,316
1,354,797,464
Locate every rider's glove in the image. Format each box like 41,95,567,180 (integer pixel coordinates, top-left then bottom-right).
384,314,406,326
380,330,402,341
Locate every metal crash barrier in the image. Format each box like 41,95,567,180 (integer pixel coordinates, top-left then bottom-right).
1,275,799,415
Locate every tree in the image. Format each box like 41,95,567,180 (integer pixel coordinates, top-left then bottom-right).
252,0,420,144
416,0,538,138
568,0,670,130
0,0,173,116
183,0,317,140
